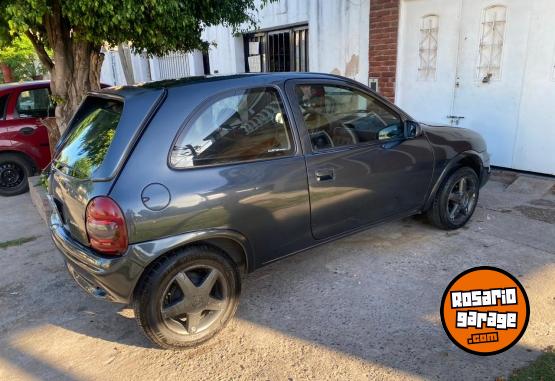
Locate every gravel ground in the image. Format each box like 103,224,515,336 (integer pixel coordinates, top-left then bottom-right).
0,172,554,381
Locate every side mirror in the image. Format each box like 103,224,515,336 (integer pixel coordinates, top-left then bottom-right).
406,120,422,138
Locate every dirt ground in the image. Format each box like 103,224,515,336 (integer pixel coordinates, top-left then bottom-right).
0,172,554,381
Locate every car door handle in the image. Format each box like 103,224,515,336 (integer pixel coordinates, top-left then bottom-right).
19,127,35,136
315,169,335,182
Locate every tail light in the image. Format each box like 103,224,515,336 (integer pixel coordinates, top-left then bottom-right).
85,197,128,256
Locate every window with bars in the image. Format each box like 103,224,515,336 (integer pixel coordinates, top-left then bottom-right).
244,25,308,73
293,28,308,72
477,5,507,82
418,15,439,81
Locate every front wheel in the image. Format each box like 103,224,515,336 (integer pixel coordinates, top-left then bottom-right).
0,153,33,196
133,245,241,349
427,167,480,230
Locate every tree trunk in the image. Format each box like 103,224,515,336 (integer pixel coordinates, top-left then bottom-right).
0,63,13,83
41,117,61,158
49,43,104,134
40,0,104,135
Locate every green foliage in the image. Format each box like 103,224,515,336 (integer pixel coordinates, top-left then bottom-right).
0,35,47,81
509,347,555,381
36,169,49,190
0,0,271,57
0,0,273,130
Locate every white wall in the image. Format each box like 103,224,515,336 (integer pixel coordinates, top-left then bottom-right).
203,26,246,75
131,53,152,83
100,50,205,85
512,0,555,174
101,0,370,86
100,50,126,86
396,0,555,174
202,0,370,85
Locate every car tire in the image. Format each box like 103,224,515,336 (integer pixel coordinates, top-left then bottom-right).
427,166,480,230
133,245,241,349
0,153,33,197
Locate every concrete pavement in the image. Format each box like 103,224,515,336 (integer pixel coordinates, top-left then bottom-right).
0,171,554,380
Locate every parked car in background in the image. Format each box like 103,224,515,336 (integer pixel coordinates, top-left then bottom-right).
0,80,53,196
48,73,490,349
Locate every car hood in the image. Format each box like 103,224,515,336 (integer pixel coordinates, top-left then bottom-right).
421,123,488,153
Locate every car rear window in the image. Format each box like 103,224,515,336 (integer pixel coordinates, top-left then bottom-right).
54,97,123,179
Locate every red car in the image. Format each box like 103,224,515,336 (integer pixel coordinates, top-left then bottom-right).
0,80,53,196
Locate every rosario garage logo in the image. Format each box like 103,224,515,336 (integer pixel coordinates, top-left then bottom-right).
440,266,529,355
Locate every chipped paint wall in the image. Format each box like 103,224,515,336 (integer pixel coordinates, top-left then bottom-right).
202,0,370,85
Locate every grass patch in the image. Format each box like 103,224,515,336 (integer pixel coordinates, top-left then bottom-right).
509,347,555,381
0,236,38,250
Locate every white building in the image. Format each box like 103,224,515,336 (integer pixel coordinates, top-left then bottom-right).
202,0,370,85
396,0,555,175
100,0,555,175
102,0,370,85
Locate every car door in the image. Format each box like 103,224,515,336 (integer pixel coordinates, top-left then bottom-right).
150,85,312,268
0,93,11,145
8,86,52,169
285,79,434,240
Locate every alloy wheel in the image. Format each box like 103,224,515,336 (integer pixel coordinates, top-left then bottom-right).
160,264,229,336
447,176,477,224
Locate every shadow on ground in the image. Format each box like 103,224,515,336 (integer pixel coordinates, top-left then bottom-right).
1,175,554,380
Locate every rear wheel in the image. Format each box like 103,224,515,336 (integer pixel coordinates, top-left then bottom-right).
427,167,479,230
133,245,240,349
0,153,33,196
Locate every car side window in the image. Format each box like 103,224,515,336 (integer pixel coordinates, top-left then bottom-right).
15,88,52,119
0,94,8,120
170,87,294,168
294,84,404,151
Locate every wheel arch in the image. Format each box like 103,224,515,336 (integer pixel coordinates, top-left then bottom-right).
424,151,483,211
0,148,39,173
131,230,252,301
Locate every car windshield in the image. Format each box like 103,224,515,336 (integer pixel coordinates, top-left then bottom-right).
54,97,123,179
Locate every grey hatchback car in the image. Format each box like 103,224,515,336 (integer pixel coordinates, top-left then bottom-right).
48,73,490,349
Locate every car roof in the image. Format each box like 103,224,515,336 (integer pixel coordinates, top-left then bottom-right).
141,72,346,88
0,80,50,92
100,72,351,97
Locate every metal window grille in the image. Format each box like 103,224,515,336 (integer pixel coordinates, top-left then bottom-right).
418,15,439,81
293,28,309,72
157,52,190,80
245,34,266,73
245,25,308,73
477,5,507,82
268,31,291,72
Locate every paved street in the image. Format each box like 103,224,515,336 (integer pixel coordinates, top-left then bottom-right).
0,172,554,381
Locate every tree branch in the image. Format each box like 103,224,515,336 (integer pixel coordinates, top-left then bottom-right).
25,30,54,71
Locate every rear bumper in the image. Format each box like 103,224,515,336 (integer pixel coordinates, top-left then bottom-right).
48,197,144,304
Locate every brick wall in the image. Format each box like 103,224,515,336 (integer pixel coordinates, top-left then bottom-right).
369,0,400,102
